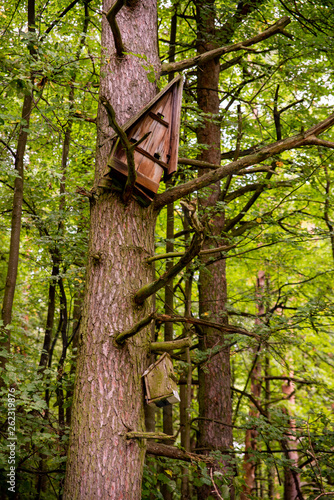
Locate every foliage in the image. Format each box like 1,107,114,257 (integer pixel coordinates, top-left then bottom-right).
1,0,334,498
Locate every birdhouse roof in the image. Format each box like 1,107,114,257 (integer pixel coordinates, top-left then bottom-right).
109,74,183,141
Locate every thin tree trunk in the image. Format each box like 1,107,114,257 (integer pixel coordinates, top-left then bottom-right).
39,259,59,370
180,214,192,500
161,188,175,500
241,271,265,499
64,1,160,497
0,1,35,377
1,93,33,369
66,288,83,426
265,355,275,499
282,369,302,500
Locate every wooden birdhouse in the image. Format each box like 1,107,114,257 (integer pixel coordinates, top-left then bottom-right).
100,75,183,206
142,352,180,407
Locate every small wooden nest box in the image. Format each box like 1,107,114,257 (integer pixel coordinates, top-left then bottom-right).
101,75,183,206
142,352,180,407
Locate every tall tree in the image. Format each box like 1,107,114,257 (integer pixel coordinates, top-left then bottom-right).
64,1,160,497
61,1,334,497
0,0,35,374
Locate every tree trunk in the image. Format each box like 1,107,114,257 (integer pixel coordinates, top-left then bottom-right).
180,216,192,500
195,3,233,497
282,372,302,500
241,271,265,499
161,189,174,500
1,93,32,370
0,0,35,377
64,1,160,498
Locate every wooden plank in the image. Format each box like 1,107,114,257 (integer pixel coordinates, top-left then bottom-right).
134,91,171,171
99,172,154,207
133,144,169,170
148,111,169,127
109,157,160,194
165,77,183,179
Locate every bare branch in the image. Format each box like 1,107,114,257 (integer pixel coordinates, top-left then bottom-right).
146,243,236,263
154,111,334,209
155,314,260,340
103,0,125,58
100,96,137,203
146,442,215,463
161,16,291,75
134,231,204,304
41,0,81,40
150,337,192,353
126,431,175,440
114,312,155,345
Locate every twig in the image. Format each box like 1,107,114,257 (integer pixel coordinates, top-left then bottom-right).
103,0,125,58
209,468,224,500
100,96,137,203
155,314,260,340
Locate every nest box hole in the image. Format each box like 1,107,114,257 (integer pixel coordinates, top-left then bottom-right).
154,152,161,160
158,113,164,120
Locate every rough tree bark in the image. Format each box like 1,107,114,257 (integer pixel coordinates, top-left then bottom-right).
195,4,267,495
64,1,160,498
195,3,233,497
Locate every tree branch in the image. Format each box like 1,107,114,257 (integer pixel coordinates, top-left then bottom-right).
114,312,155,345
160,16,291,75
224,180,293,202
126,431,175,440
154,111,334,209
146,442,214,463
134,231,204,304
0,138,16,158
303,136,334,149
155,314,260,340
100,96,137,203
231,387,267,417
103,0,125,58
146,243,235,263
150,337,192,353
41,0,82,40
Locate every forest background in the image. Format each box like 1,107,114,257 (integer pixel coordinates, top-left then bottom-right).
1,0,334,499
